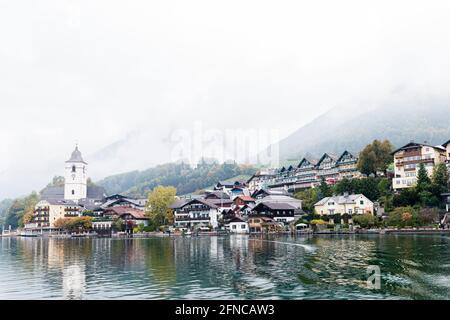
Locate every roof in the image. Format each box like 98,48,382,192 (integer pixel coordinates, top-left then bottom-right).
257,195,302,209
205,199,233,206
204,191,231,200
234,196,255,202
316,153,338,166
104,206,147,219
40,186,65,200
254,202,296,211
251,188,289,198
169,198,218,209
314,194,372,206
297,157,318,168
442,140,450,148
229,217,246,223
40,185,106,201
100,197,145,209
392,142,446,155
87,186,107,200
336,150,357,163
39,199,79,206
66,146,87,164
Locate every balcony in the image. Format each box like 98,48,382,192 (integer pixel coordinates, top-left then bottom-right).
175,216,210,222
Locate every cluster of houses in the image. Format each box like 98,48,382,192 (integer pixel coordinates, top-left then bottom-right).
25,146,150,235
24,139,450,235
170,179,375,234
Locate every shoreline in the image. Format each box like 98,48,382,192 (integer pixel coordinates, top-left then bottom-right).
4,228,450,239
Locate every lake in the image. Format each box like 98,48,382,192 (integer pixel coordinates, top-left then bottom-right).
0,235,449,300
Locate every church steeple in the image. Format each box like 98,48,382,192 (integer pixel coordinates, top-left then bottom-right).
64,144,88,202
66,145,87,164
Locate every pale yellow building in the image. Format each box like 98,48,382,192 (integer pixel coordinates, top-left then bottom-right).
392,142,447,190
28,199,80,229
314,194,374,216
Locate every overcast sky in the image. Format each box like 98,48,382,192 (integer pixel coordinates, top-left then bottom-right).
2,0,450,199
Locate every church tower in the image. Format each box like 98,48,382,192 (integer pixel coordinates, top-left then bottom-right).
64,145,88,202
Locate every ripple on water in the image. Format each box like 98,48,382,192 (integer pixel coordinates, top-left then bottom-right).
0,235,449,299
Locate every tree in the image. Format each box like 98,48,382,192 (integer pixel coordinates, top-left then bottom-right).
385,206,418,228
393,188,419,207
146,186,177,227
357,139,394,176
353,214,378,228
5,192,40,229
334,178,355,195
318,177,332,198
294,188,319,213
54,217,93,232
112,217,125,231
416,163,431,192
430,163,449,196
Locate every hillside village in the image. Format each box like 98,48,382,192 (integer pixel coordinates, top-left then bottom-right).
2,138,450,237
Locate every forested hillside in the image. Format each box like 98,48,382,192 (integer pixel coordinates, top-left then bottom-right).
97,161,257,197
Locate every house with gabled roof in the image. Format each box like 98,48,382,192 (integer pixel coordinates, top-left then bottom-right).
314,194,374,216
316,153,340,183
170,198,220,230
336,151,360,180
392,141,447,190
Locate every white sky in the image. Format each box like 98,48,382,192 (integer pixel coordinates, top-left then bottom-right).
2,0,450,199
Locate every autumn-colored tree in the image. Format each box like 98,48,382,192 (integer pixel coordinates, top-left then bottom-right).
146,186,177,227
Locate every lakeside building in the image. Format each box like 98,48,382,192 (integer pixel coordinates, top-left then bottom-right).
251,151,361,193
314,194,374,216
248,217,279,233
249,202,301,224
247,169,278,193
392,142,447,190
27,199,80,229
170,198,220,230
103,206,149,226
229,217,249,234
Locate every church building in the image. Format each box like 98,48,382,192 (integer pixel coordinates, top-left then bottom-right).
40,145,106,204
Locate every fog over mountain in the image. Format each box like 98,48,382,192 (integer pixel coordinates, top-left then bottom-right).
2,1,450,199
269,93,450,162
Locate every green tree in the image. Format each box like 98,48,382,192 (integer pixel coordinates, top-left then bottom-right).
112,217,125,231
357,139,394,176
318,177,332,198
430,163,449,195
146,186,177,227
416,163,431,192
352,213,378,228
4,192,40,229
294,188,319,213
393,188,419,207
334,178,355,195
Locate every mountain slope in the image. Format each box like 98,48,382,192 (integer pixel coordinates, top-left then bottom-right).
96,162,256,198
271,95,450,161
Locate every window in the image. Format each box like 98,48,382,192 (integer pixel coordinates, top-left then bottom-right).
72,165,76,173
72,190,75,195
232,225,236,229
360,200,364,205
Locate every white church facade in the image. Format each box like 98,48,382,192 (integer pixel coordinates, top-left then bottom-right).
64,146,88,202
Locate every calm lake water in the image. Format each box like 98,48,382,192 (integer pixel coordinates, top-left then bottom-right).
0,235,449,300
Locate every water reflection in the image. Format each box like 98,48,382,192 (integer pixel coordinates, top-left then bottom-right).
0,235,449,299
